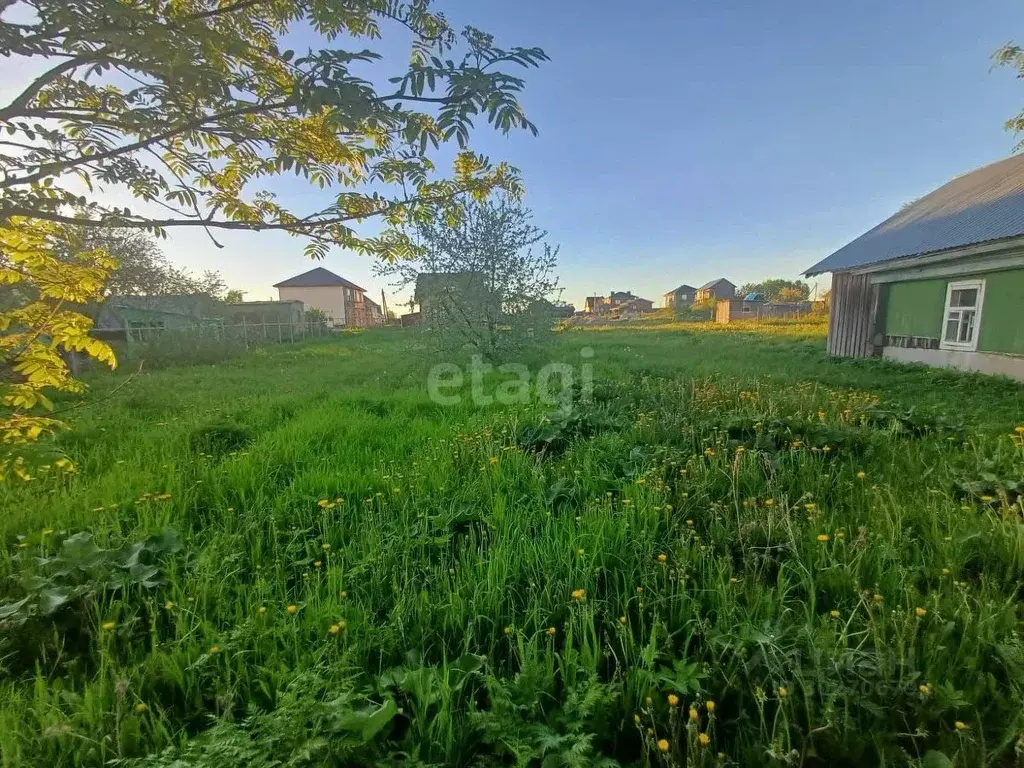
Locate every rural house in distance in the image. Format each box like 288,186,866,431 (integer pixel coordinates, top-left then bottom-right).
694,278,737,303
805,154,1024,381
273,267,382,328
584,290,652,316
663,284,697,308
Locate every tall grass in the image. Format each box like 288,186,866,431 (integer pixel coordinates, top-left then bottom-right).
0,327,1022,766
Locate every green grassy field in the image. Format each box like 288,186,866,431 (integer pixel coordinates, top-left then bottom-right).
2,321,1024,767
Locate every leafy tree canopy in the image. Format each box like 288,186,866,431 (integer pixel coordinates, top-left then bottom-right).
0,0,547,477
0,0,547,259
738,278,810,303
59,227,235,298
379,194,560,361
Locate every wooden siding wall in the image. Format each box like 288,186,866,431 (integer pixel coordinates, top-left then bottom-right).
827,272,880,358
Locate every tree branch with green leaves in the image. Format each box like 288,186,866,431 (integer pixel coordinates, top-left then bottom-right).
0,0,547,478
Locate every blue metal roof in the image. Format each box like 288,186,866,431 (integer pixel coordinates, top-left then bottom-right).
804,154,1024,276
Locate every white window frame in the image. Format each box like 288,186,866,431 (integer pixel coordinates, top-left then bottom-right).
940,278,985,352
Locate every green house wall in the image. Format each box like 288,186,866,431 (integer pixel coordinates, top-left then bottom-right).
883,279,946,338
881,268,1024,355
977,269,1024,355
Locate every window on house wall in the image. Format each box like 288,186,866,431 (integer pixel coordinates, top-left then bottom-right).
941,279,985,351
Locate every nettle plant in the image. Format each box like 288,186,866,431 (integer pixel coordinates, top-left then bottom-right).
0,0,547,477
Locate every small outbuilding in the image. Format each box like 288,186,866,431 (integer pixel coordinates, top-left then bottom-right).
715,295,812,324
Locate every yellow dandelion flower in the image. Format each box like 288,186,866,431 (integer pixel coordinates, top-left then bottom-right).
546,626,557,636
706,700,716,713
698,732,711,748
135,703,148,714
667,694,679,707
689,706,699,721
919,683,932,695
164,601,175,610
1015,426,1024,433
704,448,715,457
576,548,585,556
777,687,788,698
102,621,116,631
504,626,513,635
765,498,775,506
981,495,994,503
317,499,331,509
830,610,840,618
955,721,969,732
489,456,498,464
322,543,331,551
258,606,267,615
729,577,739,584
645,696,653,707
942,568,951,576
209,645,220,654
657,738,670,753
657,553,667,562
856,471,866,479
286,605,297,615
571,588,585,601
340,591,348,599
872,594,884,603
915,607,927,617
328,624,341,636
817,534,830,542
619,615,627,625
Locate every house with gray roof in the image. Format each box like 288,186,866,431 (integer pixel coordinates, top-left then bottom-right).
694,278,736,304
805,154,1024,381
663,284,697,309
274,267,379,327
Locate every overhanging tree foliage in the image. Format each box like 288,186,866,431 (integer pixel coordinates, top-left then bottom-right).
59,227,234,297
738,278,810,303
0,0,547,478
994,41,1024,147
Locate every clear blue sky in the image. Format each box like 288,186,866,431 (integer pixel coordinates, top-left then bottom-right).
153,0,1024,308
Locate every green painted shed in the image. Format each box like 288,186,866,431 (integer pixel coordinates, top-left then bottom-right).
805,154,1024,382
